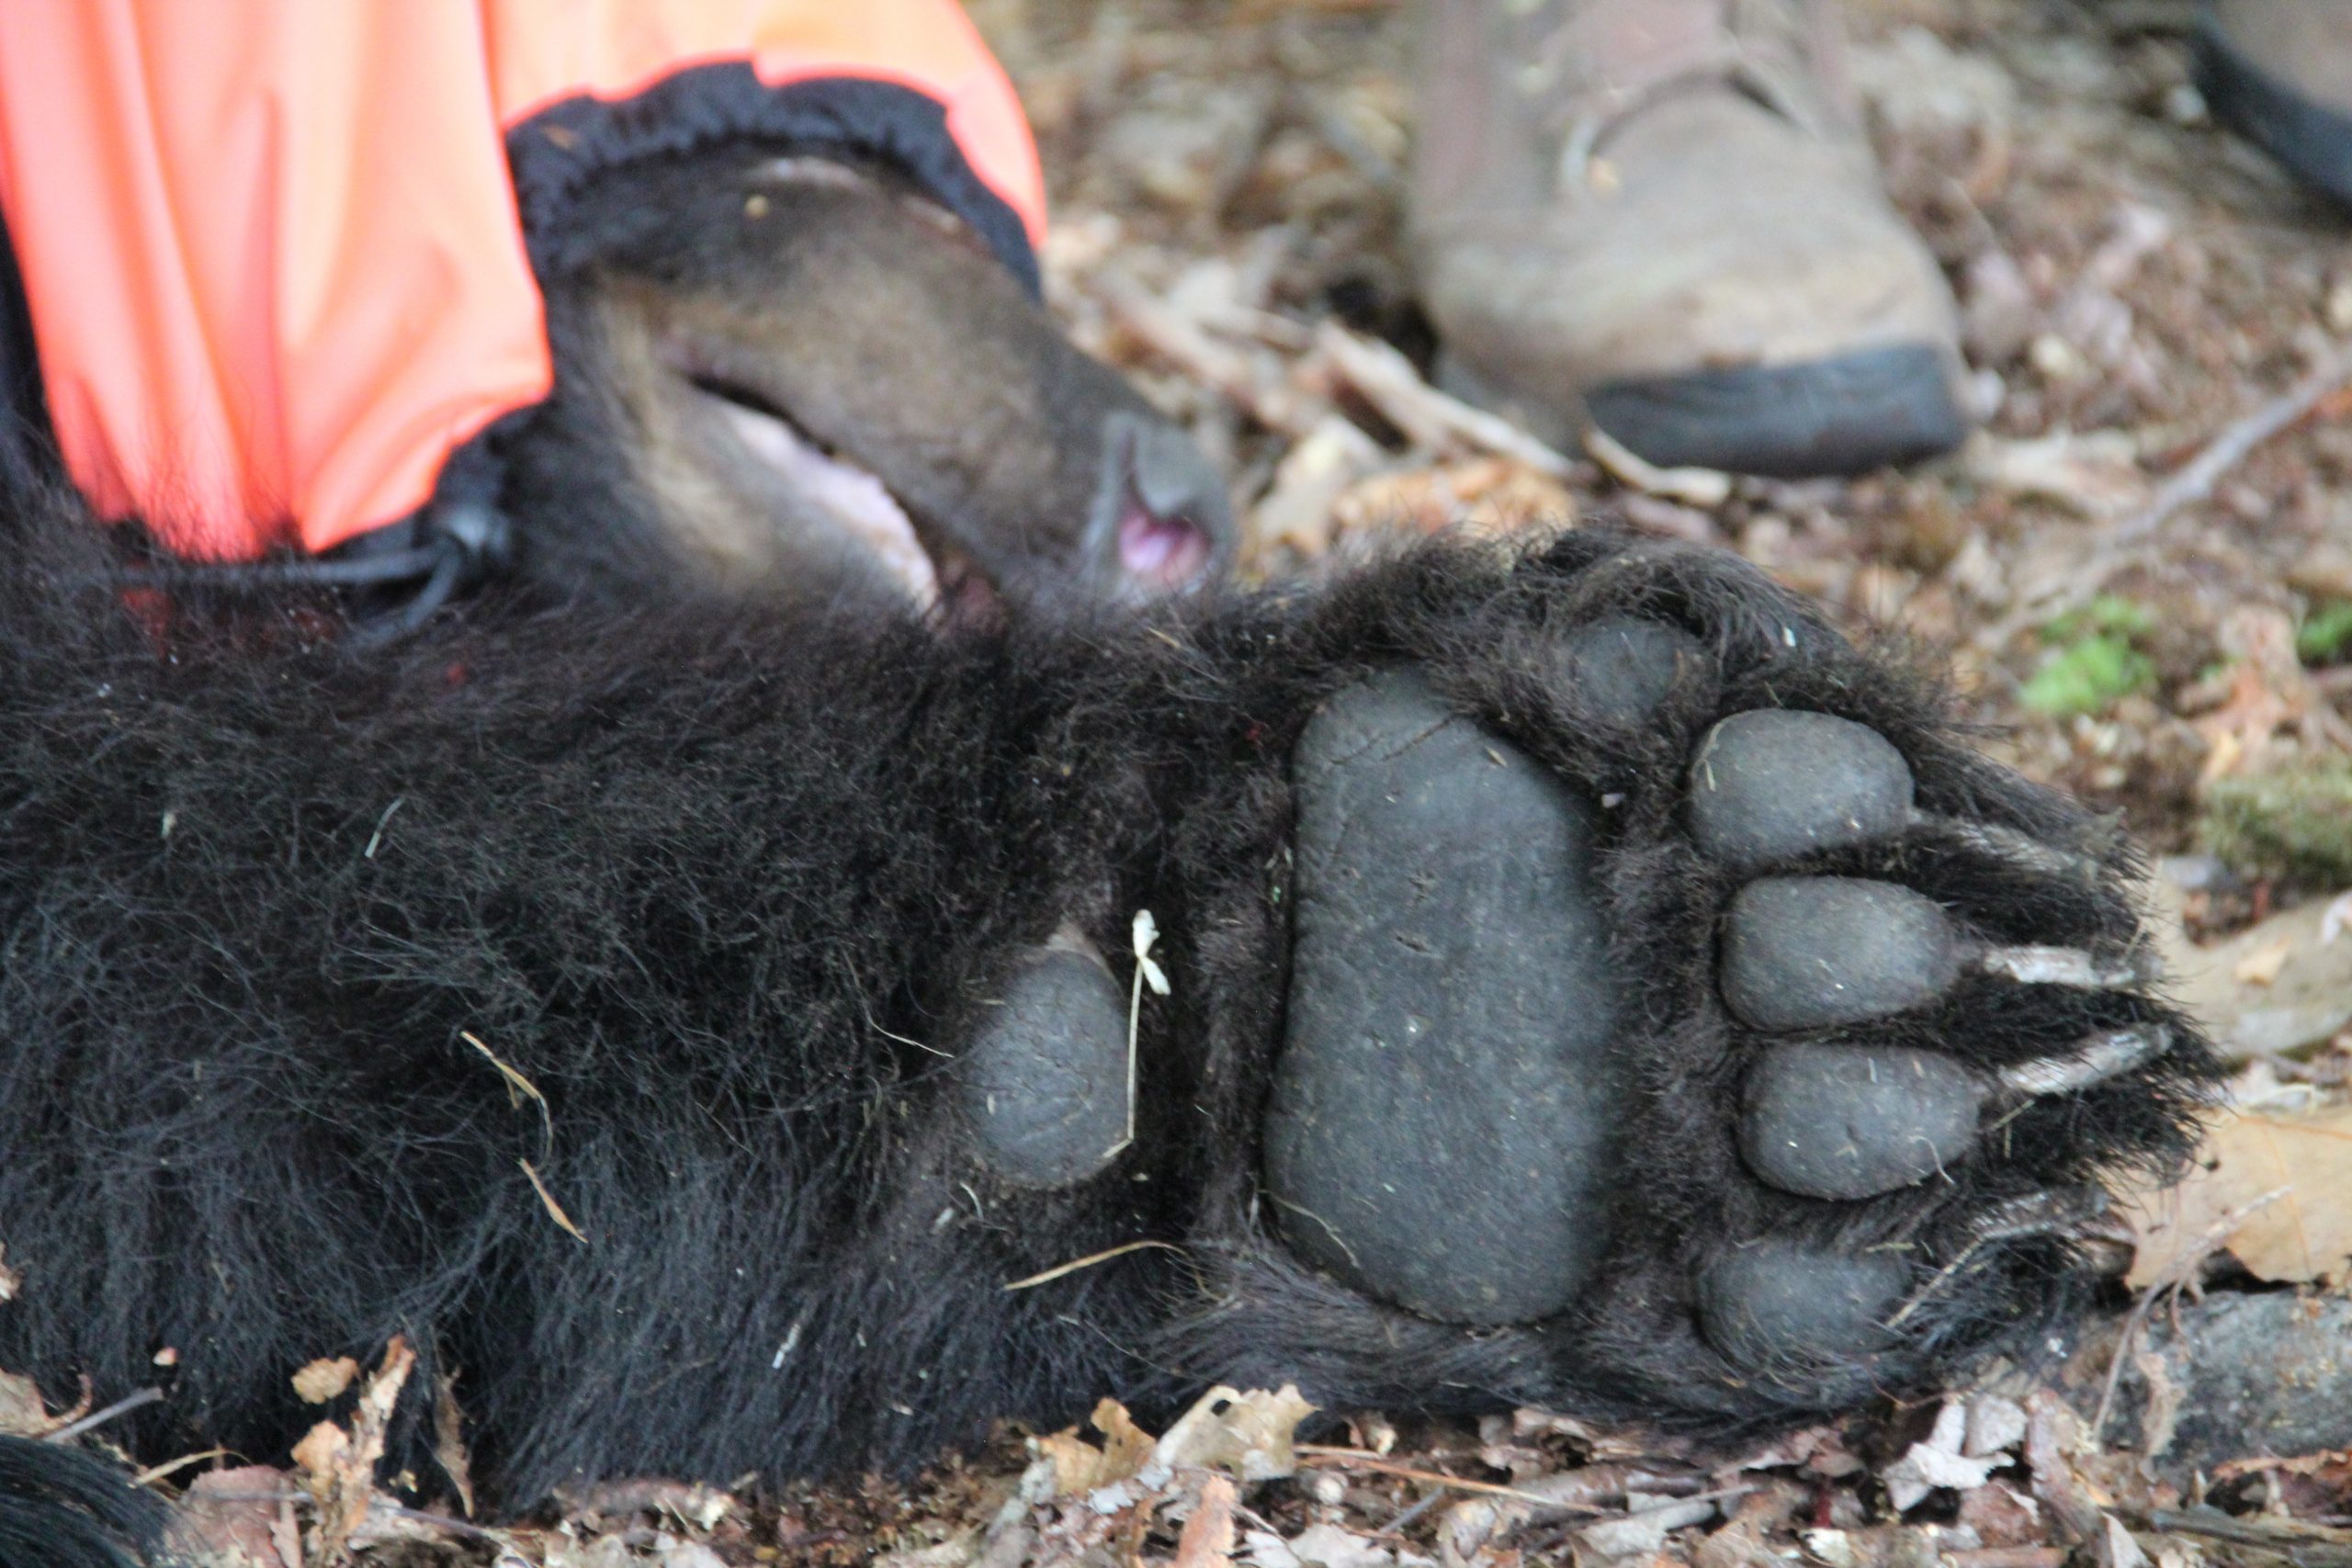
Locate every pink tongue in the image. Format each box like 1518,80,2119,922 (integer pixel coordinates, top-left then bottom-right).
1118,506,1210,590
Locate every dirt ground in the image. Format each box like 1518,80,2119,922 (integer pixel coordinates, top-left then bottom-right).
141,1,2352,1562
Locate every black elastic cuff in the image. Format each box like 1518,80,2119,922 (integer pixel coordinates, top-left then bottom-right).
506,65,1041,298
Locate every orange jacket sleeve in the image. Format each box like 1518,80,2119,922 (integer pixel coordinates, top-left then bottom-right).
0,0,1043,561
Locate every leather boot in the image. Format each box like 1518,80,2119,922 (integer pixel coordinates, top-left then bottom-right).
1409,0,1972,477
2199,0,2352,208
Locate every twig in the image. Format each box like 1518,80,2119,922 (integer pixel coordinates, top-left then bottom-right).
1093,268,1323,437
1583,427,1732,507
1294,1447,1606,1511
1982,345,2352,648
2117,350,2352,545
2094,1183,2290,1440
2113,347,2352,545
1312,321,1581,477
44,1386,164,1444
2130,1506,2352,1568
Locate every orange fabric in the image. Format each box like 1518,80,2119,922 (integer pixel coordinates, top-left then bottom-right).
0,0,1044,561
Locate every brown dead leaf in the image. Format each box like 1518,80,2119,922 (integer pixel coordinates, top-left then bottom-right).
2121,1103,2352,1285
289,1423,356,1529
292,1336,416,1562
0,1369,97,1441
2193,607,2352,782
292,1356,359,1404
2232,937,2294,987
2161,892,2352,1060
1035,1396,1159,1496
1156,1383,1314,1481
1173,1473,1238,1568
182,1465,303,1568
2214,1449,2352,1490
1327,457,1576,545
1957,1483,2047,1550
0,1370,55,1437
434,1366,475,1517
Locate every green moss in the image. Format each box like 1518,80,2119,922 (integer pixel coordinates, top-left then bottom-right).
2296,600,2352,665
2203,756,2352,884
2019,597,2157,718
2067,596,2157,639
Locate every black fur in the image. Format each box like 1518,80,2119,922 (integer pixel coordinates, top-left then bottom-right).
0,1438,168,1568
0,474,2213,1561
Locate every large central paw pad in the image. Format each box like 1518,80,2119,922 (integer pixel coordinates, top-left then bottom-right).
1264,675,1623,1324
1263,577,2203,1405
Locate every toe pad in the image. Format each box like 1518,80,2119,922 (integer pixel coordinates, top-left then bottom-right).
1555,616,1707,723
1722,877,1960,1030
1698,1240,1909,1374
959,948,1130,1189
1690,711,1914,871
1740,1043,1979,1199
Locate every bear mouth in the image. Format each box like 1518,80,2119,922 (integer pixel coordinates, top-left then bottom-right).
663,352,1001,623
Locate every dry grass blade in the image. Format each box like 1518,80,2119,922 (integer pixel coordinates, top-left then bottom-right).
462,1031,553,1153
1002,1237,1182,1290
519,1159,588,1244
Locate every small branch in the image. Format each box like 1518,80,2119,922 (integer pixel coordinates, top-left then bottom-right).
2113,347,2352,545
1093,268,1323,437
1981,345,2352,647
1313,321,1581,478
2093,1183,2290,1440
1583,427,1732,507
44,1387,164,1445
1294,1447,1607,1510
2129,1507,2352,1568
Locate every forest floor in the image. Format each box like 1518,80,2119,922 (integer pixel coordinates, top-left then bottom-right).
163,1,2352,1562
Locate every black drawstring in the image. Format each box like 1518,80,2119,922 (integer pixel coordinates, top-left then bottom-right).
109,495,514,647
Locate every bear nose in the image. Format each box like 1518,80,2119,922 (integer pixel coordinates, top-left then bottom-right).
1091,412,1233,599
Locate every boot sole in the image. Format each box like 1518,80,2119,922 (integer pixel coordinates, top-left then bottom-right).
2196,19,2352,209
1585,343,1971,479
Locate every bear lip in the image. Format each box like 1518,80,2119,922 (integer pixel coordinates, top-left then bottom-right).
657,334,1001,624
687,377,944,609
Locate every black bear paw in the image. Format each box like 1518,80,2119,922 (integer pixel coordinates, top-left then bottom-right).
1243,543,2211,1423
